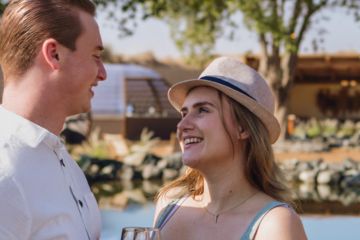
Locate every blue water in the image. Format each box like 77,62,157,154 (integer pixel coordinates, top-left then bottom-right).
100,203,360,240
302,216,360,239
101,203,155,240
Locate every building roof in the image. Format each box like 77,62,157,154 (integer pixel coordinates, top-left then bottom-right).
244,53,360,84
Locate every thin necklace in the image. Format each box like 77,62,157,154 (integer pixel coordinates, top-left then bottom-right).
203,191,258,223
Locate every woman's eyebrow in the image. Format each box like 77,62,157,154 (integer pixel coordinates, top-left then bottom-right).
180,101,215,113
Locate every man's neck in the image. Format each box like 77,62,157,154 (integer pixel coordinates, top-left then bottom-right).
2,87,66,135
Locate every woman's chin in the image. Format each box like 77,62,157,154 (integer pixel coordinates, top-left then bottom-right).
182,156,200,168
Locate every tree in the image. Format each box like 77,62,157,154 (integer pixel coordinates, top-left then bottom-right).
0,1,6,15
99,0,360,139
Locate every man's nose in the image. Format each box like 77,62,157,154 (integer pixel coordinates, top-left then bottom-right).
97,61,106,81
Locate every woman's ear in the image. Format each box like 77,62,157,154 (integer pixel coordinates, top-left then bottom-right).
41,38,60,70
237,127,250,140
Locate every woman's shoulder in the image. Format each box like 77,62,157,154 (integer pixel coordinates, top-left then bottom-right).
254,202,307,240
156,187,185,208
153,187,186,226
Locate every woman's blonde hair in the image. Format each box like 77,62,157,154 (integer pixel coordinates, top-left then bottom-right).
156,90,291,204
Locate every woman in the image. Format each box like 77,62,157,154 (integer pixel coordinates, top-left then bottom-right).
153,57,307,240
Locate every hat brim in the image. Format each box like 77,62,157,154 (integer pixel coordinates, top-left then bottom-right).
168,79,281,143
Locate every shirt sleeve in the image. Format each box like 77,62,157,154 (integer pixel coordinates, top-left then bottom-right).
0,176,31,240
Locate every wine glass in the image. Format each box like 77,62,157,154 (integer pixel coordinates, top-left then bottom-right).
143,227,161,240
120,227,145,240
121,227,161,240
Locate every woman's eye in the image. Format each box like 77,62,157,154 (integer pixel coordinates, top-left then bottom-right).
198,107,208,113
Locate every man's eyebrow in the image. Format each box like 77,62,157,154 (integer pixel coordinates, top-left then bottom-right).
180,101,215,112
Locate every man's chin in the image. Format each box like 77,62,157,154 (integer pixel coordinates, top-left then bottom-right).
67,105,90,117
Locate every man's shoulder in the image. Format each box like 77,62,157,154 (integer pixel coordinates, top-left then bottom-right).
0,124,23,151
0,142,14,176
0,131,13,147
0,136,22,160
0,171,24,205
0,171,31,239
0,173,17,188
0,137,29,180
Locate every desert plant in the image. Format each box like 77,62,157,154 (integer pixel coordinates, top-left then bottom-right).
321,119,338,139
123,128,160,166
336,120,356,139
306,118,321,139
69,127,116,160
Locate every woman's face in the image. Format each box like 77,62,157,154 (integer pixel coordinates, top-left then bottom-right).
177,87,238,169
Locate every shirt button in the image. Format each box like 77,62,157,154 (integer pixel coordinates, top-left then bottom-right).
60,159,66,167
78,200,83,207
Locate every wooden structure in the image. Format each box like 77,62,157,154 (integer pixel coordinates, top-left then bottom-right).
243,54,360,119
91,64,179,140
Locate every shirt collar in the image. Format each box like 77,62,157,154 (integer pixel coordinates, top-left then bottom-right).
0,106,63,149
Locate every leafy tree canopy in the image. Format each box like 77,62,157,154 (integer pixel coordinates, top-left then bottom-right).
0,0,7,14
97,0,360,66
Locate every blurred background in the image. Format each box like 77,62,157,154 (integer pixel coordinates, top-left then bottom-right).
1,0,360,239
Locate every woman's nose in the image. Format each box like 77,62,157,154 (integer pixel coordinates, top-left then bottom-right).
177,113,194,133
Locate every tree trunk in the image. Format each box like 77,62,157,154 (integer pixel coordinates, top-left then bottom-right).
259,53,298,141
275,104,288,140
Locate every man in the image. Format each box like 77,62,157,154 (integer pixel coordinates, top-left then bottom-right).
0,0,106,239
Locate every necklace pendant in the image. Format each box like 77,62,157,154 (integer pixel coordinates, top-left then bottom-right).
215,214,219,223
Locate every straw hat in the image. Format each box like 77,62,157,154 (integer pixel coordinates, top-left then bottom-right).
168,56,280,143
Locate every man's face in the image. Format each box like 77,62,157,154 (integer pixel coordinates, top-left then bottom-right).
59,10,106,116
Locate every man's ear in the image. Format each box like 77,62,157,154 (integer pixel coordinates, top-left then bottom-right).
41,38,60,70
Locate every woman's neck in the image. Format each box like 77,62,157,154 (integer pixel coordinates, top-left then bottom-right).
198,157,257,214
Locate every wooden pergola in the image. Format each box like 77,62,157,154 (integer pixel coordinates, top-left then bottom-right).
243,53,360,85
242,53,360,119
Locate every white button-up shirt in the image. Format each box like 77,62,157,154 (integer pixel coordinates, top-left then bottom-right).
0,106,101,239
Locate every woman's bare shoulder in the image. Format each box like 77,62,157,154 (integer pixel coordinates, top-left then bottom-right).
156,187,185,207
153,187,185,225
255,205,308,240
